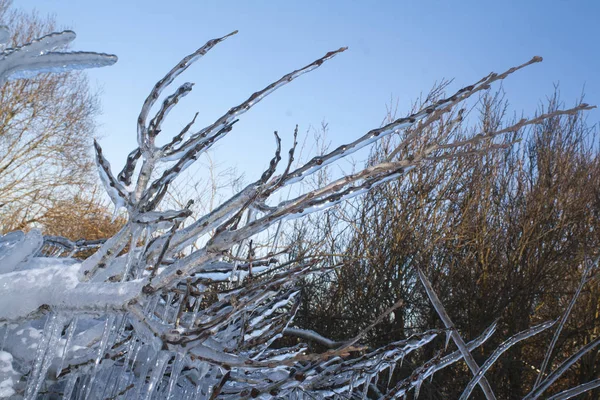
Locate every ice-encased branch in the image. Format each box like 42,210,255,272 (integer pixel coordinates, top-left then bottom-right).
165,46,347,161
283,328,343,349
534,257,597,389
547,378,600,400
382,321,498,399
94,140,131,212
459,320,555,400
417,267,497,400
0,30,117,83
0,262,143,322
148,82,195,138
136,30,237,151
523,335,600,399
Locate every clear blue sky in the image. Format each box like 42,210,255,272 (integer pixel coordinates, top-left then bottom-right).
18,0,600,183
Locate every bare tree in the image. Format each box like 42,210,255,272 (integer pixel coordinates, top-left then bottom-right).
0,27,598,400
0,0,104,232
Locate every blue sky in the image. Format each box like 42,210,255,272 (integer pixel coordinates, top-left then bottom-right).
18,0,600,183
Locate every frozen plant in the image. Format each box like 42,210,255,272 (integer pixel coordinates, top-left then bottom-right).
0,28,598,399
0,26,117,83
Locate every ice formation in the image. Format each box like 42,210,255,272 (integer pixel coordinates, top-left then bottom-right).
0,27,597,400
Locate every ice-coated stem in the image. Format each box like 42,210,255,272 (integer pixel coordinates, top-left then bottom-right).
534,257,597,388
524,336,600,399
0,30,116,83
547,378,600,400
417,268,496,400
459,320,555,400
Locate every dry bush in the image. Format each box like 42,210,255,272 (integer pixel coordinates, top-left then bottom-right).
295,88,600,398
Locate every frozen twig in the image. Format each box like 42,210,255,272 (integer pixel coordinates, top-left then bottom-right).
459,320,555,400
417,267,496,400
534,256,597,389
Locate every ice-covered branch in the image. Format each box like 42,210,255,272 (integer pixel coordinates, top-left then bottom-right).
524,336,600,400
547,379,600,400
0,261,143,323
148,82,195,138
0,30,117,83
94,140,131,212
383,321,498,399
459,320,555,400
533,257,598,389
417,267,496,399
166,46,347,160
136,31,237,152
283,327,343,349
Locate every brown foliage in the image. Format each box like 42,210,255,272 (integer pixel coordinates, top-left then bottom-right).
38,192,126,242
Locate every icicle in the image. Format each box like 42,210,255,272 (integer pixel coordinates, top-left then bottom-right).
445,329,452,350
189,296,202,329
144,351,171,399
116,313,129,339
25,316,54,399
166,352,185,399
121,226,142,282
33,315,64,396
195,362,213,398
130,341,143,371
197,378,208,399
144,294,160,317
77,375,89,400
62,374,78,400
85,314,116,399
149,296,162,320
57,317,78,377
112,338,138,398
123,340,144,390
349,374,356,392
132,348,156,399
163,292,174,323
388,362,396,388
197,362,209,380
100,366,118,400
172,294,184,326
25,313,63,400
362,375,370,398
414,377,423,399
0,324,8,351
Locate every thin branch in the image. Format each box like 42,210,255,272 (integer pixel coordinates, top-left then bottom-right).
417,267,496,400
